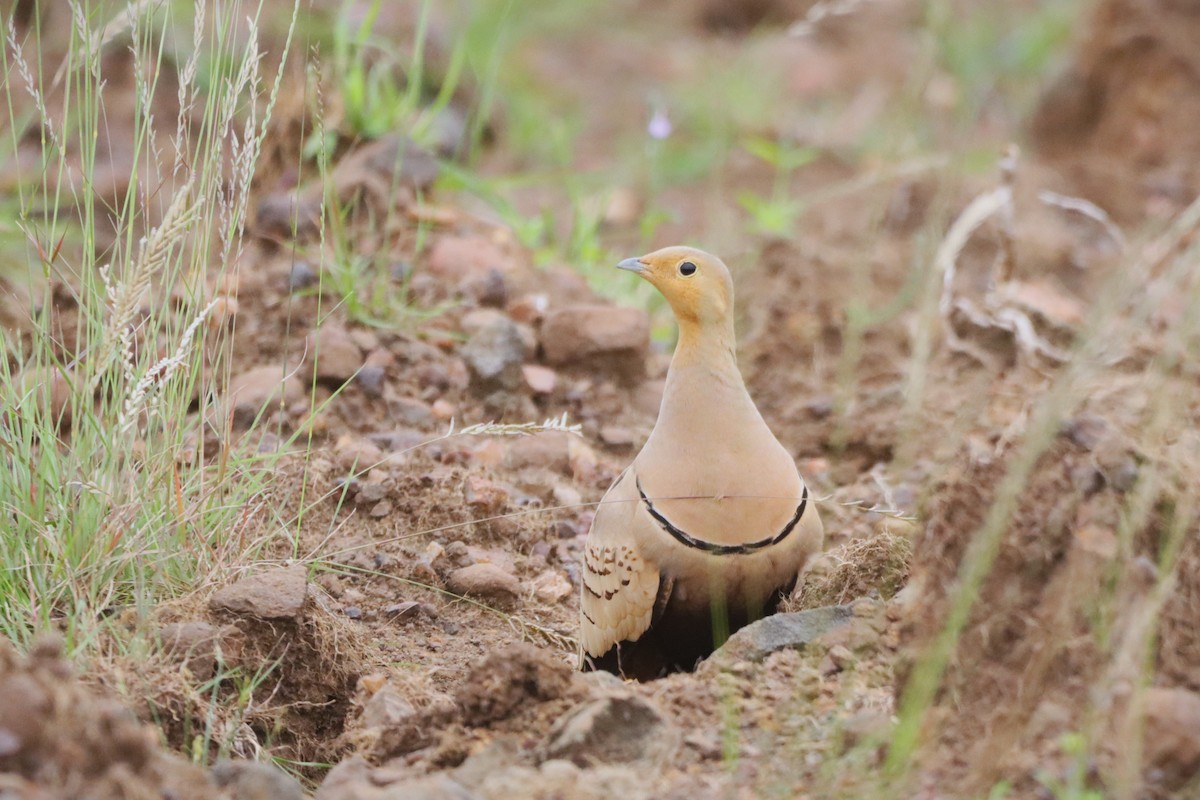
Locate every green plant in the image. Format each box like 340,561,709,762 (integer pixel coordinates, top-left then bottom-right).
736,136,818,237
0,0,297,653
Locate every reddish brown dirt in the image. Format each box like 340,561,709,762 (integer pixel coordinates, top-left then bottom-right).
6,0,1200,798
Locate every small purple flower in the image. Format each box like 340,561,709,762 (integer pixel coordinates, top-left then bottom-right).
648,109,672,141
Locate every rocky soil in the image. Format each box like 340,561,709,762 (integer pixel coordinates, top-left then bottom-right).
4,0,1200,798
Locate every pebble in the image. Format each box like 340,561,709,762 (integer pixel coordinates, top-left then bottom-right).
531,570,573,603
599,425,636,448
446,564,521,608
461,317,526,394
426,235,511,287
522,364,558,395
355,365,386,397
287,260,318,292
306,326,364,385
389,397,436,427
226,366,305,429
384,602,423,623
463,476,509,516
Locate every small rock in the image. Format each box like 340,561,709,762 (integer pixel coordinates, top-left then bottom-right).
355,365,386,397
306,326,364,385
542,695,677,766
522,364,558,395
212,759,305,800
335,436,384,471
384,602,423,623
552,484,583,508
388,396,435,427
540,304,650,382
462,317,526,394
209,564,308,620
821,644,856,675
426,235,512,287
431,399,456,420
343,606,363,620
227,367,305,429
568,438,600,483
704,605,854,668
288,260,318,292
446,564,521,608
531,570,573,603
369,500,393,518
599,425,636,448
505,432,572,473
463,268,509,308
464,476,508,516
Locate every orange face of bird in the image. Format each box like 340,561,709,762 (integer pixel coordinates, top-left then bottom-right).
617,246,734,327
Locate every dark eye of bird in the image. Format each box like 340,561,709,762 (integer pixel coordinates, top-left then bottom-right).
679,261,697,276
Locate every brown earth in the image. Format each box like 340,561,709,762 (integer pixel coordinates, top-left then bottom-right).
5,0,1200,798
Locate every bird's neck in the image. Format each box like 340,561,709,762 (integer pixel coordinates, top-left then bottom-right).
669,317,741,380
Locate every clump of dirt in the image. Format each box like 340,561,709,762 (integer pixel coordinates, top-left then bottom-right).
0,635,218,799
900,400,1200,796
789,531,912,610
103,588,375,776
1030,0,1200,222
456,642,581,727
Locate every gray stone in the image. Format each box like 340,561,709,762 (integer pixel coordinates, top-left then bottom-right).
541,694,677,767
318,756,480,800
704,605,854,668
287,260,318,292
209,564,308,621
462,318,526,394
211,759,305,800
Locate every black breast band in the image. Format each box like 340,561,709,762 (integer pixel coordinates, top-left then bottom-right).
635,477,808,555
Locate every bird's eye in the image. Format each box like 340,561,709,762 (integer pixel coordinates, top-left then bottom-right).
678,261,697,277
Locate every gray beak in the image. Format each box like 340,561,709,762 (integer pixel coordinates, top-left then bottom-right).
617,257,647,274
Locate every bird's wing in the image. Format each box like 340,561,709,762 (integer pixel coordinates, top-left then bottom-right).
579,466,662,659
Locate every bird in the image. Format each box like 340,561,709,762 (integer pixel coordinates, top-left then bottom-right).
579,245,823,680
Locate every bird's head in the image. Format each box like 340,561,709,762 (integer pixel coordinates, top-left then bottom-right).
617,246,734,328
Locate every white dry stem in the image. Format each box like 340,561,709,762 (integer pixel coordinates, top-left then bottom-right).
92,175,198,397
789,0,876,37
6,16,62,153
936,185,1012,318
173,0,205,176
1038,190,1127,255
450,413,583,439
118,297,219,435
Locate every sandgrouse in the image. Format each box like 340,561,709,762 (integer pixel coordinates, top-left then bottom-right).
579,246,823,679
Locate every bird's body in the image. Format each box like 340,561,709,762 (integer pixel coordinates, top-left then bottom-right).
580,247,823,679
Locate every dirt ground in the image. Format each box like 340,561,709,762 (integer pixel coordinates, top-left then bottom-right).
5,0,1200,798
